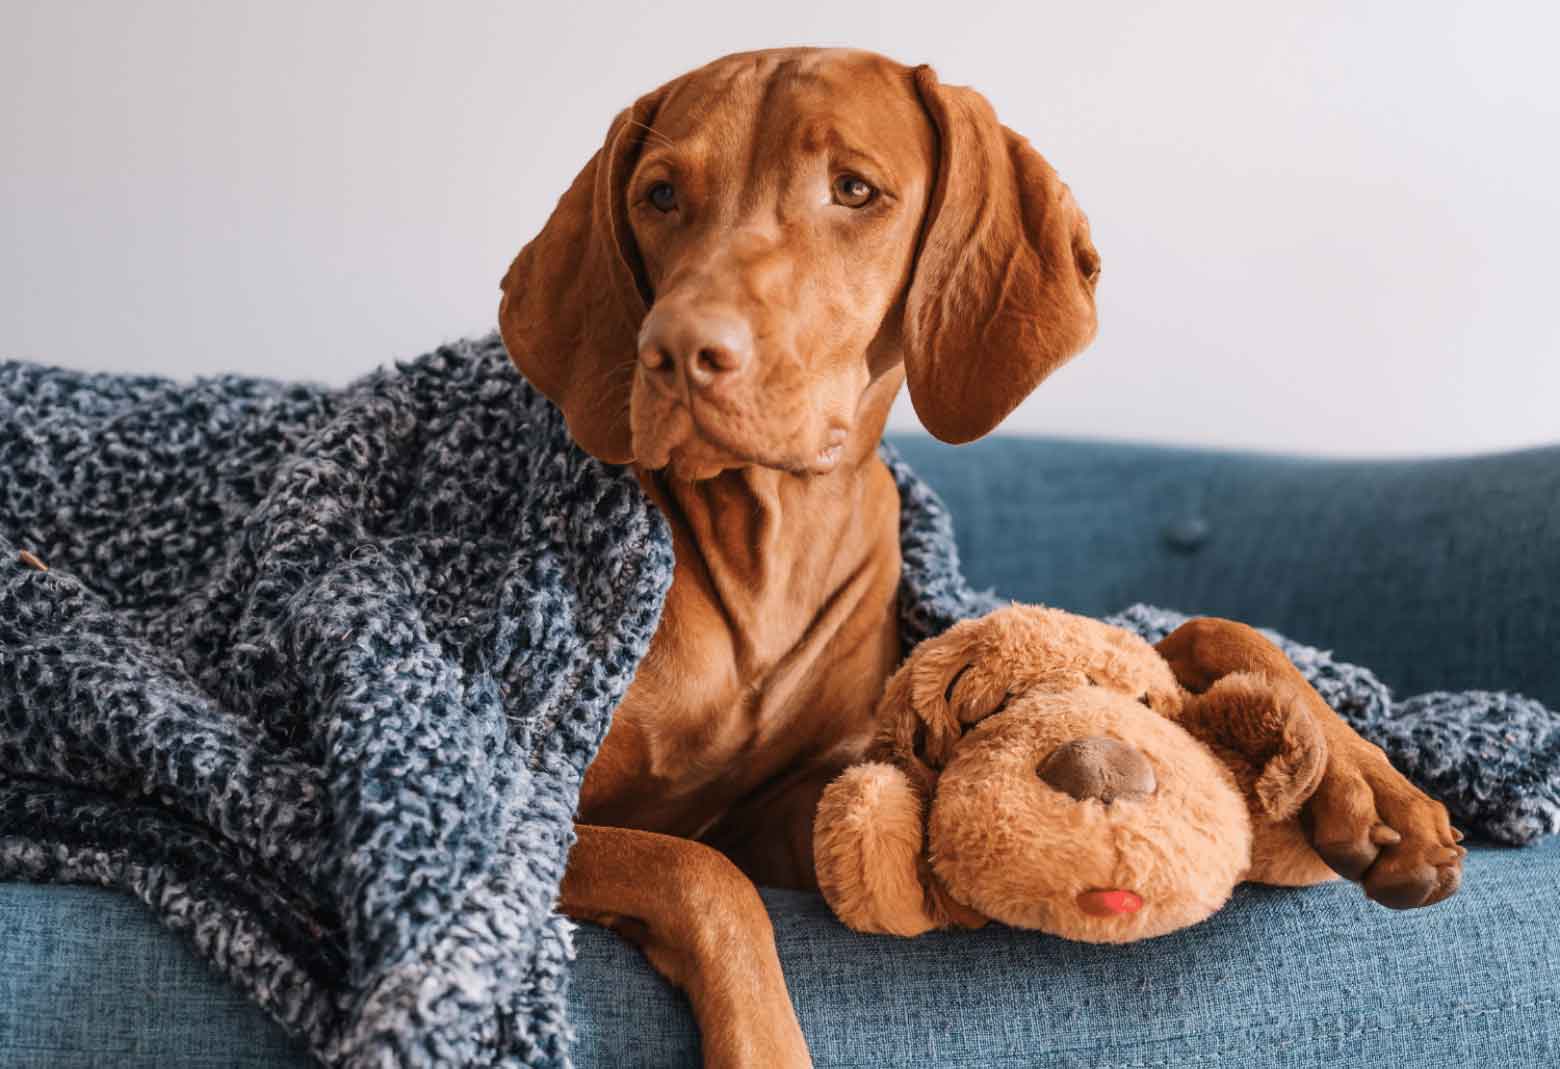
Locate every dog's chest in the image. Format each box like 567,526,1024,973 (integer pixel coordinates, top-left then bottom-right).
577,472,902,838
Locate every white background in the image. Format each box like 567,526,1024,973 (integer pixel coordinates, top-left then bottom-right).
4,1,1557,456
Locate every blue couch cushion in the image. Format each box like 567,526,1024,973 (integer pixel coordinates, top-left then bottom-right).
4,843,1558,1067
572,842,1560,1067
0,883,314,1067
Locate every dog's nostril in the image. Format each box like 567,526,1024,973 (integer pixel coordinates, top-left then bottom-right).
639,345,673,372
1038,737,1157,803
691,346,736,378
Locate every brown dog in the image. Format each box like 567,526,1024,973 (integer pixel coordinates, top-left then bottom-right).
498,47,1462,1068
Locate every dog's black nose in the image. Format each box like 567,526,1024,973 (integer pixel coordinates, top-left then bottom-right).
1038,736,1157,803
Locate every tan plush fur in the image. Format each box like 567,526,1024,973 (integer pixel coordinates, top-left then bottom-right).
814,605,1339,943
812,763,940,936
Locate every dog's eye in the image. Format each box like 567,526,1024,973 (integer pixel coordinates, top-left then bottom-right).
647,182,678,213
832,173,877,208
1139,692,1153,708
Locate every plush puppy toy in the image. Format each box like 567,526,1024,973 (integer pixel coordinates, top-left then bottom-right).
813,605,1341,943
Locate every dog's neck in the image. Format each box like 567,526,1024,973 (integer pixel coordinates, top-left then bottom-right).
633,368,905,672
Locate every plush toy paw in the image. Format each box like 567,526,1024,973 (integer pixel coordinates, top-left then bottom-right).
814,763,941,936
1302,741,1466,909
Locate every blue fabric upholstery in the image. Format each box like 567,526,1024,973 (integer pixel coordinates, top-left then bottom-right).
580,843,1560,1067
891,436,1560,708
0,884,314,1068
6,845,1560,1068
4,434,1558,1067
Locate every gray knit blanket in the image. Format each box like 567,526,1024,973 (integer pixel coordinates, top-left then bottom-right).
2,334,1557,1068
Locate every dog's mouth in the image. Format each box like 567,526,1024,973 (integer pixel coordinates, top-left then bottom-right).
632,391,849,480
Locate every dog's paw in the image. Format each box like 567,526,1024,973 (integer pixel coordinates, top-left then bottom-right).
1302,741,1466,908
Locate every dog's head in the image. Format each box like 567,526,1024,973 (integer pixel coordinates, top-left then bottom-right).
499,48,1100,477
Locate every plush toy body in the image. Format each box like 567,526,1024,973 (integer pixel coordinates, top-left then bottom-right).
813,605,1340,943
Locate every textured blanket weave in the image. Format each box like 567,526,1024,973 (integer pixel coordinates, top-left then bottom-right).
2,334,1557,1067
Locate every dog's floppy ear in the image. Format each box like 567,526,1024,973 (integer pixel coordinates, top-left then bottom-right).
903,66,1101,444
1178,672,1328,822
497,90,665,463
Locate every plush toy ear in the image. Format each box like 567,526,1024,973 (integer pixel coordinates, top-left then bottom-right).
1177,672,1328,822
902,66,1101,445
813,763,941,936
497,88,667,464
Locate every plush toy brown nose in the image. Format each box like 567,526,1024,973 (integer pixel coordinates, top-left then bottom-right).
1038,737,1157,803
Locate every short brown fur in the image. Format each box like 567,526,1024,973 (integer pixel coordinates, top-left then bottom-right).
498,48,1462,1067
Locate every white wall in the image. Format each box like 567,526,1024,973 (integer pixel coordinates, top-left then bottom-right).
4,1,1557,456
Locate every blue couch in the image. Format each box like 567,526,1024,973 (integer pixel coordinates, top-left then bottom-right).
4,434,1558,1067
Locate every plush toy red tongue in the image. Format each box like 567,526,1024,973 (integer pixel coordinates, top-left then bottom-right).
1077,889,1144,916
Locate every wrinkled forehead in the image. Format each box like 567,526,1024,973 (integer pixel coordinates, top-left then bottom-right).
642,50,934,188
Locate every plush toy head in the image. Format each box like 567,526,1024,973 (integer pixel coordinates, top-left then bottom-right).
814,605,1338,943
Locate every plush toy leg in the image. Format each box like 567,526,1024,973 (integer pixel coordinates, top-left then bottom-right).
813,763,942,936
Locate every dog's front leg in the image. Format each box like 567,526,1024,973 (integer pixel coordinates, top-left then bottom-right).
560,823,812,1068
